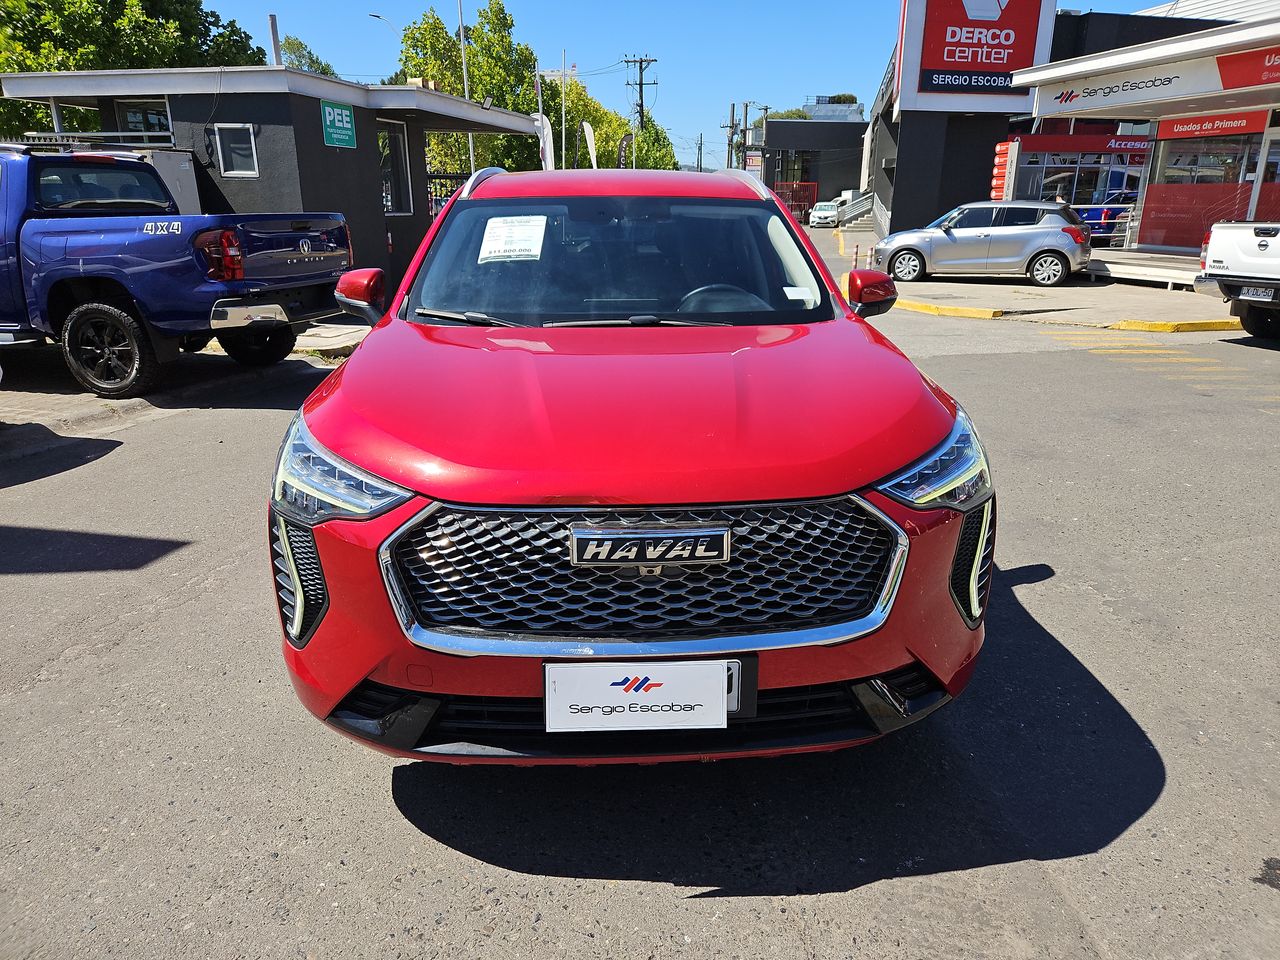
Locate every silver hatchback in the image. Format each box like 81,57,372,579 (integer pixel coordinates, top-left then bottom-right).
872,201,1091,287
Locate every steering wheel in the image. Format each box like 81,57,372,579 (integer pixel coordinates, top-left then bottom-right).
677,283,772,313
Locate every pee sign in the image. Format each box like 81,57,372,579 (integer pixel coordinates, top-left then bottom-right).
321,100,356,149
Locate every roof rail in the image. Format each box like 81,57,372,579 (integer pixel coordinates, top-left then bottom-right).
0,141,148,157
717,167,770,200
460,166,507,199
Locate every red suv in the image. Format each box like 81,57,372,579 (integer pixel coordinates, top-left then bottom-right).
270,168,995,765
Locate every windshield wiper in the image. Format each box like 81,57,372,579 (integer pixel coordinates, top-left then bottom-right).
542,315,731,328
413,307,519,327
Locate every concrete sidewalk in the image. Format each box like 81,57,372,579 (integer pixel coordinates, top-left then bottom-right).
823,226,1236,330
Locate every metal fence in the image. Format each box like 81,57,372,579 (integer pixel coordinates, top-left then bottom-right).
424,173,470,218
773,181,819,220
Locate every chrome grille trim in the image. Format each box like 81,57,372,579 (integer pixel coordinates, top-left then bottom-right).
378,495,909,658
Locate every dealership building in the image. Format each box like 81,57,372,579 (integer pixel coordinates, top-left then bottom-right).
864,0,1233,239
1014,14,1280,253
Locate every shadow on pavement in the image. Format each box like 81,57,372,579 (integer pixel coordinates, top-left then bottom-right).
0,425,121,488
1221,335,1280,352
391,563,1166,896
0,342,329,413
0,524,190,574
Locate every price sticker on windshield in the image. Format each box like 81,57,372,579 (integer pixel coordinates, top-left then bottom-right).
478,215,546,264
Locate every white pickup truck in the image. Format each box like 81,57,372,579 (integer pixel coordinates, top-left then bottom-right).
1197,223,1280,340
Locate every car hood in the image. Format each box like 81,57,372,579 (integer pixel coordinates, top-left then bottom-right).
882,228,933,246
303,316,956,506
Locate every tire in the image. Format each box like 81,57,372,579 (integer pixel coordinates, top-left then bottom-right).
1239,304,1280,339
60,301,161,398
889,250,925,282
1028,251,1069,287
216,327,297,366
180,334,212,353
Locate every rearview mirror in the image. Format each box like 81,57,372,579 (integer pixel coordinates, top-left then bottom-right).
846,269,897,319
335,268,386,327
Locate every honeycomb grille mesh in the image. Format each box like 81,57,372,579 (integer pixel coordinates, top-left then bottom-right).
391,498,898,640
949,498,996,623
270,513,327,645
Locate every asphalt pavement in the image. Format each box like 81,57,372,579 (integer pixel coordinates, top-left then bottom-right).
1,247,1277,958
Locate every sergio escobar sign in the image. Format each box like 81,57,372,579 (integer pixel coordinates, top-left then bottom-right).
896,0,1056,114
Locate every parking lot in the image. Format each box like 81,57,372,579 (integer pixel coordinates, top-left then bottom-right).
1,241,1277,959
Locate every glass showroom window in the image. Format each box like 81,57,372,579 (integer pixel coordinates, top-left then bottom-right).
214,125,259,178
1137,133,1261,249
378,121,412,215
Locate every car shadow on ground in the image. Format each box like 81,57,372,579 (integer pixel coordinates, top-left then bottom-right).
0,342,330,413
0,424,121,488
1221,335,1280,352
0,524,190,574
391,563,1166,896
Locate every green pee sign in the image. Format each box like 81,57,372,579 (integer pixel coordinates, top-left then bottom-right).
321,100,356,149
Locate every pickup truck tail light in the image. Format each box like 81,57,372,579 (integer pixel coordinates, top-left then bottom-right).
1061,226,1088,246
195,228,245,281
1200,231,1212,270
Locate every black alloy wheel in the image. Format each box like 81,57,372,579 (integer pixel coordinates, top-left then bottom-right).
60,302,160,398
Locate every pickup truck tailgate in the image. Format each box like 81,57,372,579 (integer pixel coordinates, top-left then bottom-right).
237,216,351,282
1205,223,1280,278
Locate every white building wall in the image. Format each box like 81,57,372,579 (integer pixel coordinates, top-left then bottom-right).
1137,0,1280,21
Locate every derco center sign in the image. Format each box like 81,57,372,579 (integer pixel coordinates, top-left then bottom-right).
919,0,1044,94
896,0,1056,114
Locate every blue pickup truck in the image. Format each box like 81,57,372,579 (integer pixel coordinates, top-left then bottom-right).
0,145,351,397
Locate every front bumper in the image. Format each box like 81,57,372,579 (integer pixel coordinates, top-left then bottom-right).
277,492,988,764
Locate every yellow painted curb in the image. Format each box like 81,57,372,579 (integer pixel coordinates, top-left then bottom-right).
895,299,1004,320
1109,319,1242,333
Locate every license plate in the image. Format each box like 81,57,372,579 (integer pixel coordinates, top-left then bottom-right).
1241,286,1275,301
544,660,733,733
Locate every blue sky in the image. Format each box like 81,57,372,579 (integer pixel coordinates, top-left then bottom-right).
209,0,1161,168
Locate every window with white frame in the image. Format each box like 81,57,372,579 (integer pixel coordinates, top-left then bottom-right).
214,124,259,178
377,120,412,214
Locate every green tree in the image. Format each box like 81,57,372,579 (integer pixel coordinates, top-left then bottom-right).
399,0,677,172
400,0,539,172
752,107,809,128
280,34,336,77
0,0,264,136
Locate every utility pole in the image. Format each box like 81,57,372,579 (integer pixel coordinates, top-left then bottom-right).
723,103,736,169
561,49,567,170
696,133,703,173
457,0,475,173
741,101,750,169
624,56,658,131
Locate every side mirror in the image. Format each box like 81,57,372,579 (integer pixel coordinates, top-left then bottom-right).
847,269,897,318
335,268,386,327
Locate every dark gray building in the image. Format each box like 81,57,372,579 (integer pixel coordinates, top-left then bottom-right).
759,118,868,211
0,66,537,285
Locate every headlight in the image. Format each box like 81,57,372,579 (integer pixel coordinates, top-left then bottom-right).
272,415,411,525
879,408,992,510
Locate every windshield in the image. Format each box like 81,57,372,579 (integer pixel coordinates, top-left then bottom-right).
926,207,961,229
814,203,836,212
406,196,833,327
35,161,172,211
